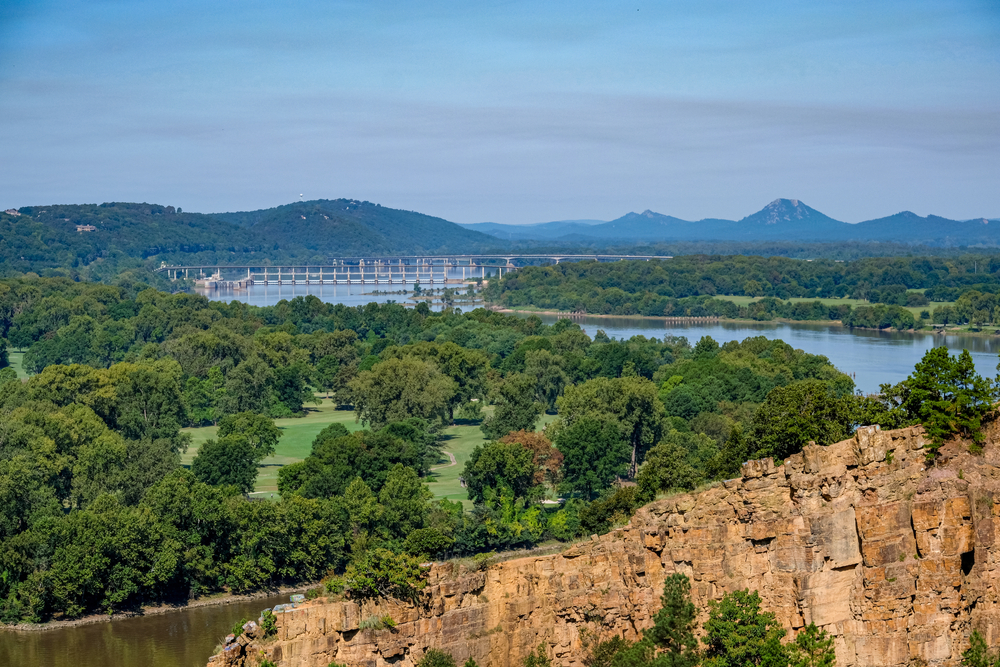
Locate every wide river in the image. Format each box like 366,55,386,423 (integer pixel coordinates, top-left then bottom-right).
5,282,1000,666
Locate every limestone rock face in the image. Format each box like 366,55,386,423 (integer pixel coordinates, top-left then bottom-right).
209,425,1000,667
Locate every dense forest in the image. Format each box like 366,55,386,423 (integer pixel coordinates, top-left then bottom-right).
0,276,993,624
0,200,496,279
485,255,1000,328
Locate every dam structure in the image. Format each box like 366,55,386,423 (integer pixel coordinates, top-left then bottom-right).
157,254,672,286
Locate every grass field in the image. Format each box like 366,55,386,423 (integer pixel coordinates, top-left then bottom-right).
180,400,557,502
715,294,954,321
181,399,365,496
7,351,28,378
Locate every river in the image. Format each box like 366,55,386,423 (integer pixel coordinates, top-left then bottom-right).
0,592,291,667
205,284,998,394
6,285,999,665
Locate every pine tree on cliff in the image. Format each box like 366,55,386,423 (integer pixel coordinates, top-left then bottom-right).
645,573,700,667
605,573,700,667
702,589,788,667
790,623,836,667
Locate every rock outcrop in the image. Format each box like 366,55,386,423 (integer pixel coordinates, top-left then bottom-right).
209,425,1000,667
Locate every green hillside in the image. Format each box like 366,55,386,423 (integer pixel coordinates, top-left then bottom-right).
0,199,498,280
211,199,496,256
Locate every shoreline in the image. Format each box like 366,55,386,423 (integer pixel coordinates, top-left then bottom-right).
2,583,313,633
491,306,1000,337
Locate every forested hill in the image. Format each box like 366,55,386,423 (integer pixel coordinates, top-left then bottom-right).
210,199,496,256
0,199,497,278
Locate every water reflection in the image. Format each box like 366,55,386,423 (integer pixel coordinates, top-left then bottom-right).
524,315,1000,394
0,593,289,667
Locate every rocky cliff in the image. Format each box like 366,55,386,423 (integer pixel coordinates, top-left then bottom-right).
209,425,1000,667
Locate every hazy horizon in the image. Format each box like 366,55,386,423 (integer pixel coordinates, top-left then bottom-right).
2,0,998,224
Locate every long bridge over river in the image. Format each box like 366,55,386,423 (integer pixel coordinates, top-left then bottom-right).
156,254,671,287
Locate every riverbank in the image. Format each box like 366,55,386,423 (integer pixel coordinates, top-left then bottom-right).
492,305,1000,337
3,584,313,633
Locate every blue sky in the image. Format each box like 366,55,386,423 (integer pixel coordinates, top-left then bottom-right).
1,0,998,223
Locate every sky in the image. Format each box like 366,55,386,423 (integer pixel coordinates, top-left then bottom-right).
1,0,998,224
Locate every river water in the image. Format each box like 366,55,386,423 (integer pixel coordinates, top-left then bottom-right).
0,592,291,667
204,284,998,394
6,284,999,665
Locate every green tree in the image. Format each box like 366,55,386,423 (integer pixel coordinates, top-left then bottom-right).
790,623,836,667
350,357,456,429
749,380,855,461
419,649,458,667
463,440,537,503
702,589,788,667
646,573,701,667
191,435,260,494
378,464,433,542
962,630,999,667
524,349,569,412
524,645,552,667
555,415,630,499
217,412,280,459
481,373,543,440
314,355,340,398
557,376,665,478
637,440,698,501
221,355,274,415
906,347,996,457
327,548,427,602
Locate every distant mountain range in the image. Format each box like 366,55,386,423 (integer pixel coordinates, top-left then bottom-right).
3,197,999,280
461,199,1000,245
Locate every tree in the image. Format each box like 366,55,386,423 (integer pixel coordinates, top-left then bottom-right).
906,347,996,457
524,349,569,412
191,435,259,494
217,412,280,459
220,355,274,415
350,357,456,429
555,416,630,499
326,548,427,602
499,429,563,487
524,645,552,667
637,440,698,501
749,380,855,461
382,342,490,420
962,630,999,667
481,373,544,440
790,623,836,667
419,649,458,667
702,589,788,667
557,376,665,477
314,354,340,398
635,573,701,667
378,464,433,542
463,440,537,503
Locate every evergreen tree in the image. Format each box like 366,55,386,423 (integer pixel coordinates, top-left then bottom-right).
644,573,701,667
702,589,788,667
790,623,836,667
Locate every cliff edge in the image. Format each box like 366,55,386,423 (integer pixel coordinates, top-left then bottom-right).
210,424,1000,667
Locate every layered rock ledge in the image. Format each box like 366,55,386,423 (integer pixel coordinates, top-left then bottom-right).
210,424,1000,667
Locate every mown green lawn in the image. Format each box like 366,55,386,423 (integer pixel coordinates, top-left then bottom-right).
181,398,364,496
181,401,558,502
7,350,28,378
717,295,953,321
425,411,558,508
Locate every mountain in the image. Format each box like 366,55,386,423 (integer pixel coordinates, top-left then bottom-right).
461,219,606,240
212,199,496,256
463,199,999,245
0,199,497,277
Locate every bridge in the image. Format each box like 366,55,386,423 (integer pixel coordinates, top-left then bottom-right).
156,254,672,287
